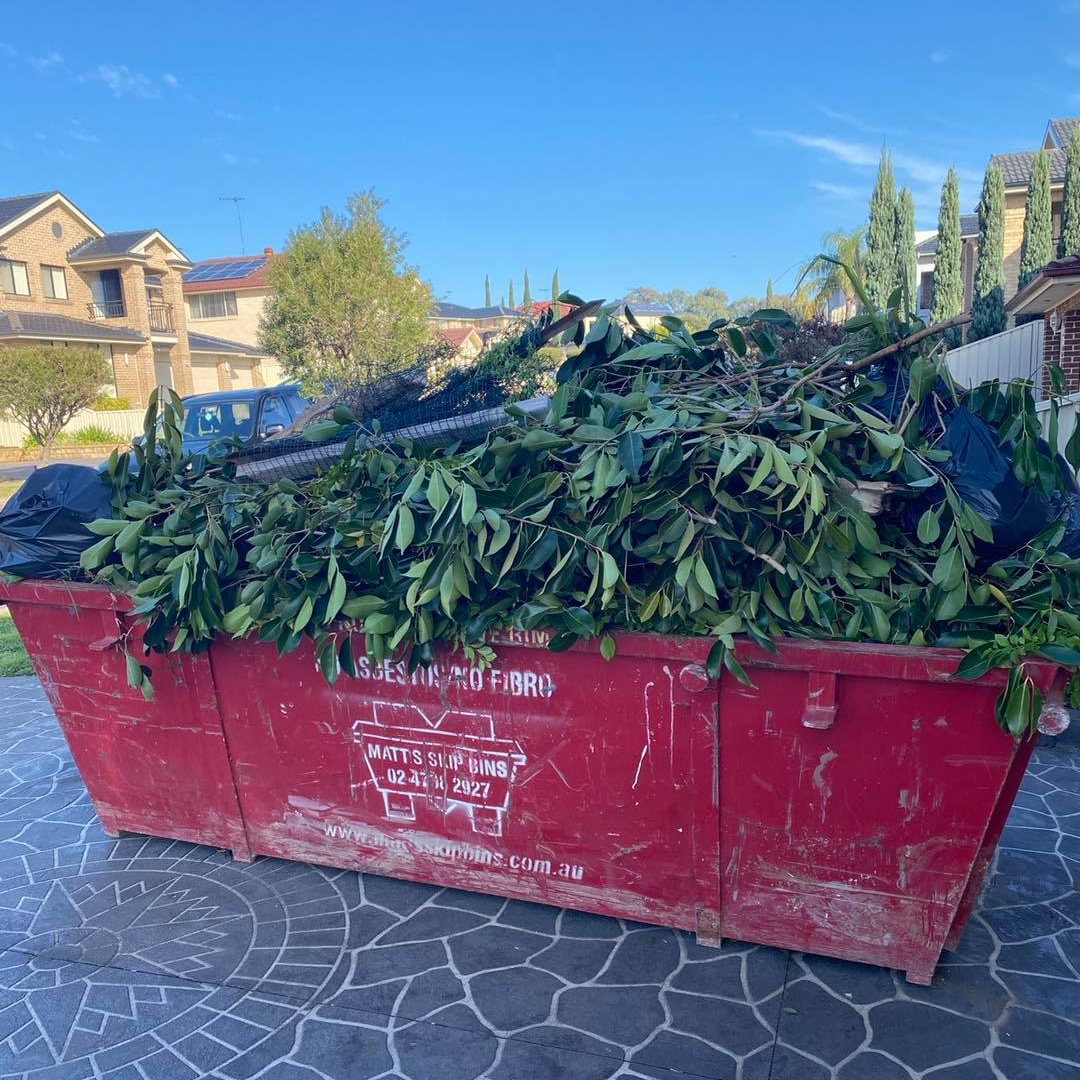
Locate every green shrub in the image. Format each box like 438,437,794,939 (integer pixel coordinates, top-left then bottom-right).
21,424,128,450
91,394,131,411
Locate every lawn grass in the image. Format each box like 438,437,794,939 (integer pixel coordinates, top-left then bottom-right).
0,610,33,676
0,480,21,510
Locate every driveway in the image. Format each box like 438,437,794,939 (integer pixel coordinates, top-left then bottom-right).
0,677,1078,1079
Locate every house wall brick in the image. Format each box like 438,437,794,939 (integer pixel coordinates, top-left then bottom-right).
0,198,194,406
1043,304,1080,394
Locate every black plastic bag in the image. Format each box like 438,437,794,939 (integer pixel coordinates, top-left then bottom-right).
0,465,112,579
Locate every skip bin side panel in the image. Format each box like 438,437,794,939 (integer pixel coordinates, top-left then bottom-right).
4,588,249,857
214,633,720,931
717,644,1026,980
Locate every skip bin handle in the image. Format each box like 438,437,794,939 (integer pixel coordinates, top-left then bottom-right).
802,671,838,729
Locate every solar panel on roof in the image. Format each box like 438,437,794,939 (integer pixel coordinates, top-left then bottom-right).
183,257,265,283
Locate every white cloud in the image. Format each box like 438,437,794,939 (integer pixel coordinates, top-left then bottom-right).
1066,52,1080,68
221,151,241,166
214,109,243,121
758,128,980,194
88,64,160,99
69,121,99,144
163,72,178,88
929,51,948,64
29,51,63,73
810,181,862,199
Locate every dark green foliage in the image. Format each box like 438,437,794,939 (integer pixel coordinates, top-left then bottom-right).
551,268,559,309
508,280,515,309
970,164,1007,342
522,270,532,308
1019,149,1053,290
930,169,963,347
1059,128,1080,258
485,275,492,307
865,148,898,309
895,188,916,314
84,289,1080,739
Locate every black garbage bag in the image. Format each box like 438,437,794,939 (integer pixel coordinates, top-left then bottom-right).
0,465,112,579
906,407,1074,558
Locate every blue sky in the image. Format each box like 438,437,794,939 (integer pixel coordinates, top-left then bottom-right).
3,2,1080,306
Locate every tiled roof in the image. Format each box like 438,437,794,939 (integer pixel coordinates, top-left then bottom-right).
0,309,145,343
990,149,1067,188
1049,117,1080,147
432,302,518,320
0,192,57,231
914,213,980,256
67,231,155,260
438,327,479,347
188,330,268,356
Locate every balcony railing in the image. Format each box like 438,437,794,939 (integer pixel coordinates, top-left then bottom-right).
148,301,174,334
88,300,125,319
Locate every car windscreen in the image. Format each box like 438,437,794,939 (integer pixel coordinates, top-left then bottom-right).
184,401,254,440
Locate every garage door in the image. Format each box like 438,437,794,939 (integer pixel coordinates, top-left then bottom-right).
230,359,255,389
191,359,220,394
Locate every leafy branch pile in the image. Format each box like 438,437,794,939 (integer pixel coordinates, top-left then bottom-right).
81,286,1080,736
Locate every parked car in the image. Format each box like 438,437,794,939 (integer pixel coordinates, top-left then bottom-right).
177,385,310,456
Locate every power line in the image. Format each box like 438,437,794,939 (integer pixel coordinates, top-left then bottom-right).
219,195,247,254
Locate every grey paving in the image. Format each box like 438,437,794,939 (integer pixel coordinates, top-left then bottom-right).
0,675,1077,1079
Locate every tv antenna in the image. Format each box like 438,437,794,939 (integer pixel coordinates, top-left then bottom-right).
219,195,247,253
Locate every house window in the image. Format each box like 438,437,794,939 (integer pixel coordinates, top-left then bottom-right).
0,258,30,296
41,265,68,300
919,271,934,311
188,291,238,319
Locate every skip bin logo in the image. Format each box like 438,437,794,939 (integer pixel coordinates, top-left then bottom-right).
352,702,526,837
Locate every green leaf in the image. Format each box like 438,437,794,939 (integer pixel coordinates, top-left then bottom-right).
341,595,385,619
292,595,314,633
395,504,415,552
1037,643,1080,665
599,633,616,661
325,572,348,623
601,551,620,589
617,431,644,479
460,484,477,524
916,509,941,544
932,547,964,591
694,557,718,599
303,420,345,442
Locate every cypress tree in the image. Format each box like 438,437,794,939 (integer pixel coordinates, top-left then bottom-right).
970,164,1007,342
930,168,963,345
895,187,917,314
484,275,491,307
865,148,898,309
1018,149,1053,290
1059,127,1080,258
765,279,775,306
508,280,515,309
551,268,559,307
522,270,532,308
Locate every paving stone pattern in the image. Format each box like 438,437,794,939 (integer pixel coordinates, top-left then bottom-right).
0,675,1078,1079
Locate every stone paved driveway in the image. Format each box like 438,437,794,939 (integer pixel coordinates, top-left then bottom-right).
0,676,1078,1080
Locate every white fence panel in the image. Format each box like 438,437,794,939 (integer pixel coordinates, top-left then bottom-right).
0,408,145,447
946,321,1045,392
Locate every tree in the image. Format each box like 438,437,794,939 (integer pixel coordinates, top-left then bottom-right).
765,279,776,306
260,191,434,398
522,270,532,308
551,268,559,307
1059,127,1080,258
970,163,1007,342
930,168,963,345
508,280,516,309
865,148,898,308
0,345,108,460
1019,149,1053,291
895,187,917,313
484,275,492,307
799,228,866,320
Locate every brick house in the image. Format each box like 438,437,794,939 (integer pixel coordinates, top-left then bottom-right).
182,251,282,388
0,191,267,406
914,117,1076,325
1005,255,1080,392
